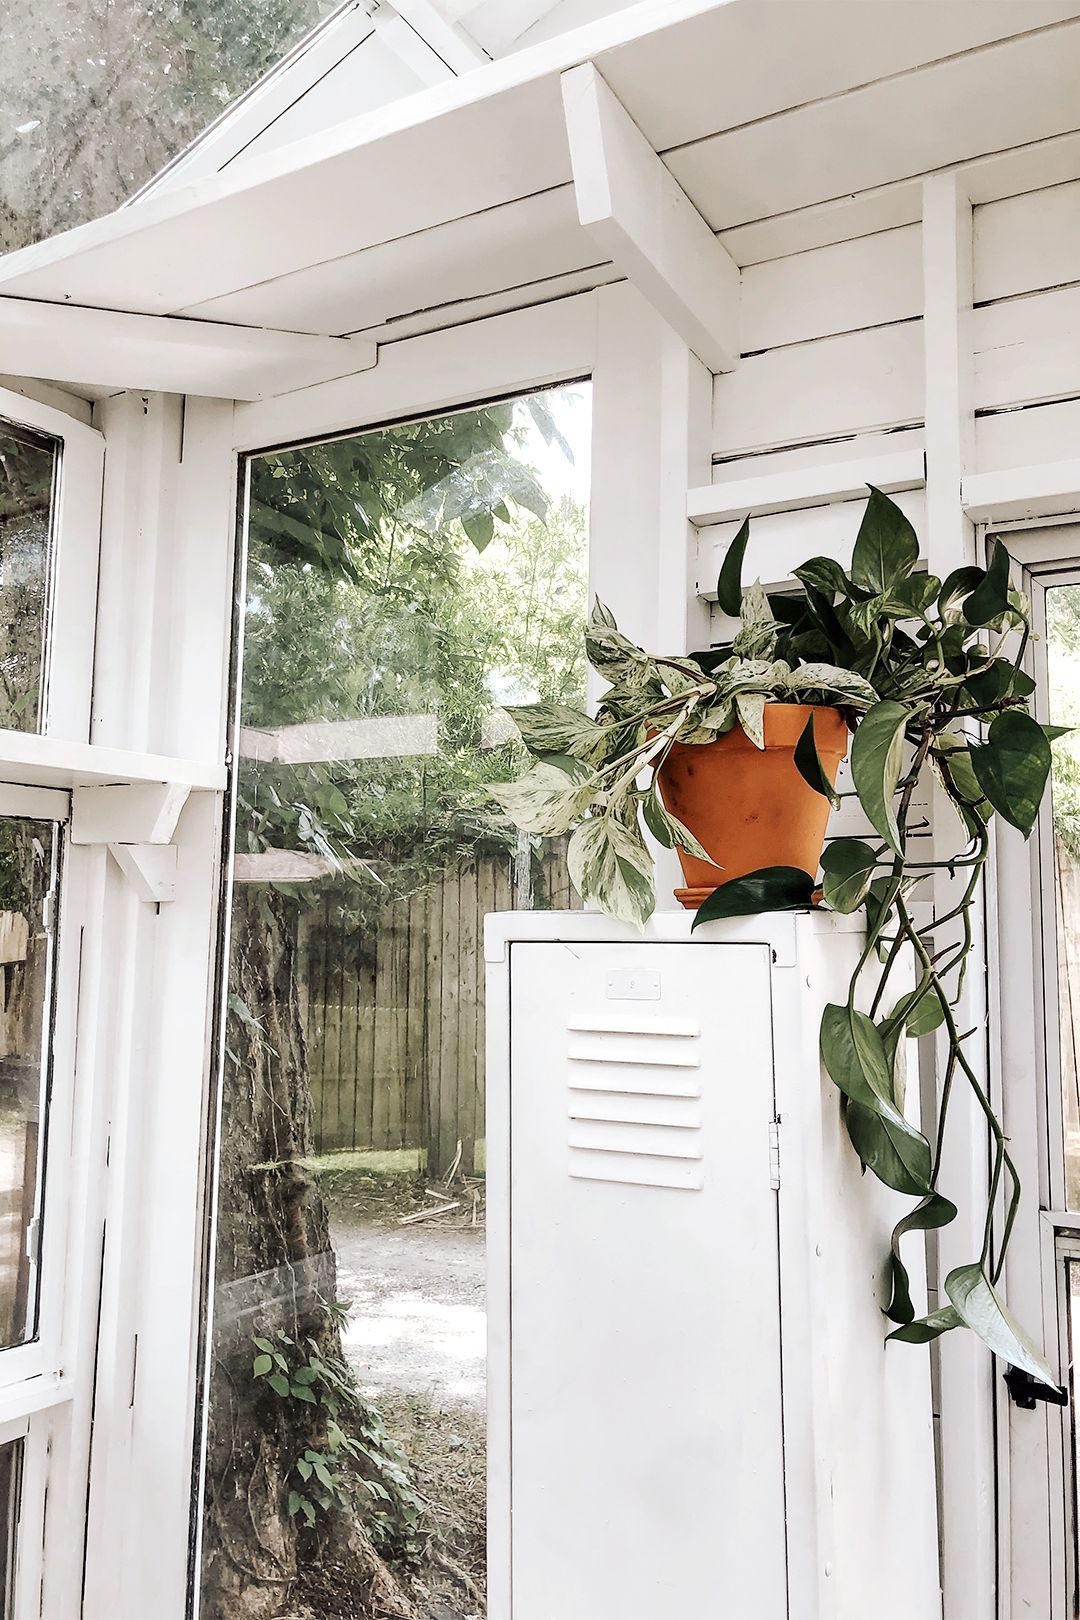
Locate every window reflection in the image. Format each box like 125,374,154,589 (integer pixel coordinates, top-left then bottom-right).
1049,587,1080,1208
203,388,590,1617
0,424,57,735
0,818,57,1348
0,1437,22,1620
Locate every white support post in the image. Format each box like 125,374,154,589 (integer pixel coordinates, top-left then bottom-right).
922,174,975,580
561,62,740,375
921,172,996,1620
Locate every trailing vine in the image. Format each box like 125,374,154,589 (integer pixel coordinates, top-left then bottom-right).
251,1311,428,1561
489,488,1065,1384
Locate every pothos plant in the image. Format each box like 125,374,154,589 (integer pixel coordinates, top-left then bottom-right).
488,487,1065,1384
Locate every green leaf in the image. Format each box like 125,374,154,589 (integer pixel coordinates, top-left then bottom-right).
887,1305,963,1345
293,1364,319,1385
505,703,608,761
887,573,941,618
931,735,994,829
691,867,815,926
793,712,841,809
959,659,1033,711
567,815,656,929
461,509,494,551
850,700,910,855
785,663,876,709
267,1373,290,1398
820,838,879,912
850,486,920,595
487,760,596,835
296,1459,313,1481
716,516,750,617
732,580,778,660
884,1193,958,1325
288,1491,303,1516
291,1383,317,1403
945,1262,1059,1386
585,598,653,682
642,789,713,864
820,1003,932,1189
844,1099,929,1195
963,535,1013,626
734,689,767,749
252,1354,272,1377
887,985,947,1038
794,556,850,598
1044,723,1073,743
938,566,984,617
968,709,1051,837
253,1337,274,1355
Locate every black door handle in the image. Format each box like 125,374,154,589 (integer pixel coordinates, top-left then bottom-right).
1004,1366,1069,1409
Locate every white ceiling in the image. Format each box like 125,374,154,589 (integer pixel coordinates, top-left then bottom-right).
0,0,1078,368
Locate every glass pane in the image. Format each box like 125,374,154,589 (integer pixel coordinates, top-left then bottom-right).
0,424,57,735
0,817,57,1347
0,1437,22,1620
1049,587,1080,1207
202,387,590,1617
1067,1257,1080,1616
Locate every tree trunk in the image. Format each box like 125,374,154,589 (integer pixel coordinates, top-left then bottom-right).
201,883,417,1620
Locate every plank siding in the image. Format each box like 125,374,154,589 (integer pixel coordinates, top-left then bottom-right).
301,839,581,1173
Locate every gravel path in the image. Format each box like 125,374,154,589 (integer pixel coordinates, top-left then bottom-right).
330,1215,486,1411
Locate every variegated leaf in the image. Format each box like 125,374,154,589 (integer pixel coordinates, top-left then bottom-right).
567,814,656,929
734,689,767,748
504,702,608,761
487,760,596,835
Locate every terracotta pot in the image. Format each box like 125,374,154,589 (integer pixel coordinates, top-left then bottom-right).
656,704,848,910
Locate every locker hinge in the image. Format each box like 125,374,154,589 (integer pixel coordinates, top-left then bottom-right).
768,1121,781,1190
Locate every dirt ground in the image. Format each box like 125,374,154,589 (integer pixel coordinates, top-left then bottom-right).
325,1168,486,1619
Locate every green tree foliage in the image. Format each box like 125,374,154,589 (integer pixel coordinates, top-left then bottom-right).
0,0,334,250
1047,585,1080,857
239,395,587,899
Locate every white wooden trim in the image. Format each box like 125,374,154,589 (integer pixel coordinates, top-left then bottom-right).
0,784,69,822
232,291,598,450
0,733,224,793
962,461,1080,524
687,448,925,526
561,62,738,374
0,299,376,403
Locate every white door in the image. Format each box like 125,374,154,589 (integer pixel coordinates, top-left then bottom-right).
507,939,786,1620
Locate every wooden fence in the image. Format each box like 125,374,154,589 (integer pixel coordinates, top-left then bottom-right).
297,838,580,1175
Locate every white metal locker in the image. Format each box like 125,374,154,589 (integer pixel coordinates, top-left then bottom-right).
485,910,940,1620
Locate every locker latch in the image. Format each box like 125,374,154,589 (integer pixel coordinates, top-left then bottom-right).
1003,1367,1068,1409
768,1121,780,1190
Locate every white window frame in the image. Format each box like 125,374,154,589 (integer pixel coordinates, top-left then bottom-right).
968,517,1080,1620
0,387,103,746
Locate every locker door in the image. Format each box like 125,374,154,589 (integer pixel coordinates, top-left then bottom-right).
508,940,787,1620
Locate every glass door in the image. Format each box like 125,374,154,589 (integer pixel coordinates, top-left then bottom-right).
198,384,591,1619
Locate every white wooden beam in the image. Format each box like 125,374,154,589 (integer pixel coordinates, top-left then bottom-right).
560,62,739,374
0,297,375,401
70,784,190,846
962,459,1080,524
0,731,224,792
687,449,925,527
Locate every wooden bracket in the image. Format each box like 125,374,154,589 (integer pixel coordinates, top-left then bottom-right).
561,61,739,373
71,783,190,846
109,844,178,905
